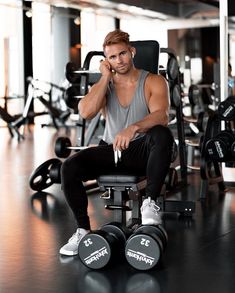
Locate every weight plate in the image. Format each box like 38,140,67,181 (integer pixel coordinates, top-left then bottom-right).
29,158,61,191
125,233,162,270
78,231,112,269
171,84,181,107
49,160,62,183
188,84,200,106
167,57,178,81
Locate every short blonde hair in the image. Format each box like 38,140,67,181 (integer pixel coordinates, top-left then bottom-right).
103,29,130,51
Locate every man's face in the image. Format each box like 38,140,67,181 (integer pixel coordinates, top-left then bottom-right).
104,42,134,74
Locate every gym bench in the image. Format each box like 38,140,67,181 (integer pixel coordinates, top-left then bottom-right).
97,172,196,227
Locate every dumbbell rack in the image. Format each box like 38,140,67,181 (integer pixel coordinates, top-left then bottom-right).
199,112,231,199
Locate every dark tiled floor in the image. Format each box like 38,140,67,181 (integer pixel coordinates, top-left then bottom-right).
1,125,235,293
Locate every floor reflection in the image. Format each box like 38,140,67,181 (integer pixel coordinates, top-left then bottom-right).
30,191,58,221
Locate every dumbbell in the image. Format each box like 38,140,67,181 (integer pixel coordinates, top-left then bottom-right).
188,84,200,106
205,130,235,161
29,158,62,191
78,222,132,269
125,224,168,271
54,137,87,158
64,85,82,110
65,62,81,84
218,96,235,120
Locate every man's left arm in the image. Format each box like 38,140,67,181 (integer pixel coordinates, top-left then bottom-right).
113,74,170,151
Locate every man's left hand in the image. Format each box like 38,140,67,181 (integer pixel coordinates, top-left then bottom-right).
113,125,137,151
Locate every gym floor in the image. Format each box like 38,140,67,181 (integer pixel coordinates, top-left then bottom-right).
1,124,235,293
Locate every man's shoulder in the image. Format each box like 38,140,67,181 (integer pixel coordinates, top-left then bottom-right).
145,72,167,83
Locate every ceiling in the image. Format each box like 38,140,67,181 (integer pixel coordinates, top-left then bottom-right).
23,0,235,31
25,0,220,18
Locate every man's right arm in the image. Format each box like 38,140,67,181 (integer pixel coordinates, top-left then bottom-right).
78,60,112,120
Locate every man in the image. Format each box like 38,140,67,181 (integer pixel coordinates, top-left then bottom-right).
60,29,174,256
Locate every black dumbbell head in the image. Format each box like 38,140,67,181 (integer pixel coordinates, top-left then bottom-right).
101,222,131,246
64,85,81,110
125,225,167,271
65,62,81,84
134,224,168,250
78,230,113,269
54,137,72,158
78,222,130,269
218,96,235,120
205,131,234,161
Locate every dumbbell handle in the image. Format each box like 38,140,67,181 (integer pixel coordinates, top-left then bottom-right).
105,204,132,211
67,146,88,150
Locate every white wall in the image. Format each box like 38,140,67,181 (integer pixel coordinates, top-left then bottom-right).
51,8,70,85
0,0,24,101
120,18,167,48
80,11,115,68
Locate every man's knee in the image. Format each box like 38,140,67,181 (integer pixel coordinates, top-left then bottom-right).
61,153,84,180
147,125,174,147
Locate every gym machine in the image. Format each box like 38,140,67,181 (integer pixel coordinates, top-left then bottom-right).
0,77,70,141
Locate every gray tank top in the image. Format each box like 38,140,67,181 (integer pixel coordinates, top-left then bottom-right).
103,69,150,144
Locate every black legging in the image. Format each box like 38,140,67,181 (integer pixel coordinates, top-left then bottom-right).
61,125,174,230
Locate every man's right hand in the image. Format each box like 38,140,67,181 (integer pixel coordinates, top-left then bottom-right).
99,59,113,79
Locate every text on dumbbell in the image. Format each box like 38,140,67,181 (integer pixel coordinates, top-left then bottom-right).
126,249,155,266
215,141,224,158
83,238,93,247
223,105,233,118
140,237,150,247
84,247,108,265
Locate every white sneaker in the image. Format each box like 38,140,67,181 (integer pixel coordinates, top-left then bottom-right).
141,197,162,225
59,228,89,256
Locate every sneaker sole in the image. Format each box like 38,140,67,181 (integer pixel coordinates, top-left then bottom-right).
141,219,162,225
59,249,78,256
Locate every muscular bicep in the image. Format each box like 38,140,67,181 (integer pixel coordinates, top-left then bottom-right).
78,83,107,119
